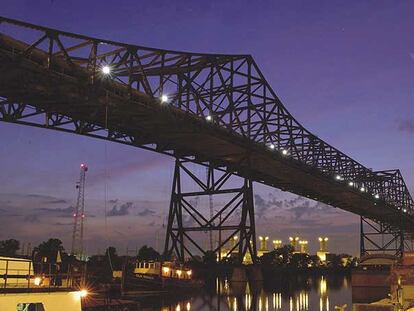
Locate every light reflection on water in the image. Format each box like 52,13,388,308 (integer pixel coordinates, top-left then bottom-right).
154,274,351,311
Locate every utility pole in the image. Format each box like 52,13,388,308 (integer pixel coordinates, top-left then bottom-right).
71,163,88,260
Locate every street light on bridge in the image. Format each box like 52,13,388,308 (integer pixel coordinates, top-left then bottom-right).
101,65,111,75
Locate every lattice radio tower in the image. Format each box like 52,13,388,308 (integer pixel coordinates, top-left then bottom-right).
71,163,88,260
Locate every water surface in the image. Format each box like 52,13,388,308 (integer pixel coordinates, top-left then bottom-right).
140,274,352,311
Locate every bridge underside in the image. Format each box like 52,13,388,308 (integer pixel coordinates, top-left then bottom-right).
1,17,414,259
0,43,412,233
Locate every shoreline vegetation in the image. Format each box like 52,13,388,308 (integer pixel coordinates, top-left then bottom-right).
0,238,356,283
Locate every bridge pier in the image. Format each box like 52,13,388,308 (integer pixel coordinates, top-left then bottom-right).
360,216,404,257
163,158,257,263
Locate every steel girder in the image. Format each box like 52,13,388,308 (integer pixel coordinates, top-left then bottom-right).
0,17,413,233
164,159,256,263
360,216,408,257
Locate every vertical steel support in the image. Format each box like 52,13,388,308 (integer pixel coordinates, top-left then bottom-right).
163,158,257,263
360,216,404,257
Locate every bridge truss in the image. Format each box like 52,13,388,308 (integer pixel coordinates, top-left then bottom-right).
0,17,413,259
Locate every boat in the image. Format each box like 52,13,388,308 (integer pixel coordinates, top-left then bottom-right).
130,260,203,289
0,256,88,311
352,254,397,303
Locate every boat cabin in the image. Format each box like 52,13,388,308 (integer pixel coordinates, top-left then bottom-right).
0,256,87,311
134,261,192,280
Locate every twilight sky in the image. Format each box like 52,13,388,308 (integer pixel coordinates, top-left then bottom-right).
1,0,413,257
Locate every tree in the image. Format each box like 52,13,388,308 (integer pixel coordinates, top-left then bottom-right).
290,253,312,269
34,238,64,263
105,246,118,259
0,239,20,256
203,250,217,265
136,245,160,261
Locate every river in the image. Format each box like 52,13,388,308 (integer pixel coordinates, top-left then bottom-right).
138,274,354,311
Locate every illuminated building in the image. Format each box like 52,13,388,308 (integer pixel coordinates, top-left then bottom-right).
272,239,282,249
289,236,300,252
298,240,309,254
317,237,329,262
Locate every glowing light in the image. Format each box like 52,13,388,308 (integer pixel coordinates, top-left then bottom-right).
335,175,342,181
320,277,327,296
73,213,77,217
34,277,42,286
101,65,111,75
269,144,275,150
259,236,263,241
162,267,170,273
186,302,191,311
233,235,238,240
374,194,380,199
186,270,192,276
360,187,366,192
281,149,288,156
348,181,354,187
176,270,182,276
403,209,407,213
206,115,212,121
161,94,169,103
79,289,88,298
176,304,181,311
319,237,323,242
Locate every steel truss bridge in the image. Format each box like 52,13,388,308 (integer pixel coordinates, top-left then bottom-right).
0,17,413,261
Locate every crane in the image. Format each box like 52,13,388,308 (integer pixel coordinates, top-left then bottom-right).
71,163,88,260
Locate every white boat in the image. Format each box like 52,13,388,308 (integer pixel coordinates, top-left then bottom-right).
0,256,88,311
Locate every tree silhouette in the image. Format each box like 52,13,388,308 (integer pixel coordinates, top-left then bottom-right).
137,245,160,261
34,238,64,263
0,239,20,256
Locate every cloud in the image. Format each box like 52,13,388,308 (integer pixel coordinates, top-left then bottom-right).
398,119,414,134
53,222,72,227
46,199,67,204
107,202,134,217
137,208,155,217
25,194,67,204
254,193,285,218
109,199,119,204
35,206,74,218
23,214,40,223
253,192,334,219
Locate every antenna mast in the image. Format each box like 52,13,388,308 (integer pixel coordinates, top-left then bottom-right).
71,163,88,260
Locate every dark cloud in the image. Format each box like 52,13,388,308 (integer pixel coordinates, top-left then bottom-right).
36,206,74,218
137,208,155,217
289,200,334,220
398,120,414,134
53,222,72,227
107,202,133,217
109,199,118,204
25,194,67,204
254,192,334,219
46,199,67,204
24,214,39,223
254,193,284,218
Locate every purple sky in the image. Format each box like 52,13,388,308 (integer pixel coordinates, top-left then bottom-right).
1,0,413,256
